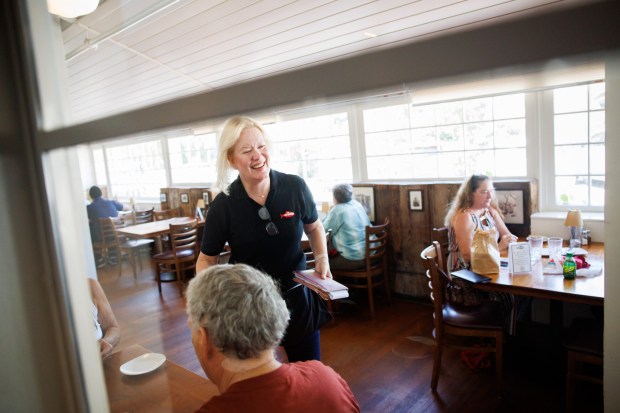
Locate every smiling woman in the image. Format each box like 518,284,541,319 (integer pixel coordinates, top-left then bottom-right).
195,115,332,363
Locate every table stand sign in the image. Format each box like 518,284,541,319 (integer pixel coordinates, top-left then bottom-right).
508,242,532,274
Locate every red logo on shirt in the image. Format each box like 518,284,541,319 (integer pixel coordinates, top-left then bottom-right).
280,211,295,219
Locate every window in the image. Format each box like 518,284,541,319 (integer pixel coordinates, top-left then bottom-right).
92,148,107,186
268,112,352,201
168,132,218,185
553,82,605,207
364,93,527,179
105,140,166,200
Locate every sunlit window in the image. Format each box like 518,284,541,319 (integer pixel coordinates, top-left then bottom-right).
553,82,605,207
92,148,107,186
268,113,352,202
106,140,166,200
168,132,218,185
364,93,527,179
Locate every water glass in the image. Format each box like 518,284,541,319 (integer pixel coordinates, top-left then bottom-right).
527,235,544,261
569,226,583,249
547,237,563,258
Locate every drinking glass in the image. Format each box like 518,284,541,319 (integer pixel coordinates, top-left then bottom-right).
527,235,544,262
547,237,563,258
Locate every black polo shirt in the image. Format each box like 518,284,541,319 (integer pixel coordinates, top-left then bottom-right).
201,169,318,285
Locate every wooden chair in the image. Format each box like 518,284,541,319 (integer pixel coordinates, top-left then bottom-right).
432,226,450,274
332,218,391,318
563,317,603,412
154,208,181,221
99,217,154,278
134,207,154,224
420,241,504,393
152,219,198,295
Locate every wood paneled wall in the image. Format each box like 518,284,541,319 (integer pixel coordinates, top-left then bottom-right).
363,180,537,298
159,187,219,217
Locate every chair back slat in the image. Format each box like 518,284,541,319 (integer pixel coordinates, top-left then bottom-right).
134,207,154,224
432,227,449,274
154,208,181,221
169,220,198,254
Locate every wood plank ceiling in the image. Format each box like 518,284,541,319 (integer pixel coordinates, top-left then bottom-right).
59,0,593,123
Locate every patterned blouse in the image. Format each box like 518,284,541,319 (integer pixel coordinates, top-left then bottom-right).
448,208,498,272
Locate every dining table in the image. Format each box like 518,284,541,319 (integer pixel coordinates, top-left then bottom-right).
474,242,604,306
103,344,219,413
116,217,204,253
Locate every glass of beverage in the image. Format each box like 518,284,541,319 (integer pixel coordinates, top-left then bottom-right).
527,235,544,262
547,237,563,259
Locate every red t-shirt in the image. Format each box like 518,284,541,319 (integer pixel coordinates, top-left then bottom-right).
196,361,360,413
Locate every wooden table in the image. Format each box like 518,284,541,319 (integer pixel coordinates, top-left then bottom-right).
103,344,219,413
474,243,604,306
116,217,204,239
116,217,204,253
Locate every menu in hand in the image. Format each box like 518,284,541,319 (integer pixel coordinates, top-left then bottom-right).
293,270,349,300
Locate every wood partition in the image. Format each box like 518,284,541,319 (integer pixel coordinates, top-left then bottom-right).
159,187,219,218
359,180,537,298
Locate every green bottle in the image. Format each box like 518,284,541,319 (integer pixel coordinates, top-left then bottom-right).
563,252,577,279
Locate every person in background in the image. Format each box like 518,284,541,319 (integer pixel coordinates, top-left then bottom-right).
444,174,523,332
87,185,126,266
89,278,120,358
196,116,331,362
186,264,360,413
322,183,370,270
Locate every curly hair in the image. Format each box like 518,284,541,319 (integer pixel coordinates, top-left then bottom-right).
332,183,353,204
186,264,289,360
444,174,500,226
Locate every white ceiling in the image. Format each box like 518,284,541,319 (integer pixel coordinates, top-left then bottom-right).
59,0,594,123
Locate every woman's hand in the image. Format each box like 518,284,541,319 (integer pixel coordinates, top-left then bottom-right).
313,254,332,279
99,339,114,358
498,233,518,251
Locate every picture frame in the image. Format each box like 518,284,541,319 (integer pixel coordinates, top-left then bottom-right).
409,190,423,211
352,185,375,222
180,193,189,204
202,192,210,206
159,192,167,202
496,190,524,224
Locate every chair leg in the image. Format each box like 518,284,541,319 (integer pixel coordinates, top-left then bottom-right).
155,263,162,295
367,276,375,318
431,341,443,390
128,250,137,280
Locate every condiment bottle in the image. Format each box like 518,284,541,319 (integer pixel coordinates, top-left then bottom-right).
563,251,577,279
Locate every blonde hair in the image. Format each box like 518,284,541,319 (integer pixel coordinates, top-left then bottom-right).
444,174,501,226
215,116,271,194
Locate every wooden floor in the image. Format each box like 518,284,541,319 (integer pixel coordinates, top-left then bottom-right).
98,256,603,413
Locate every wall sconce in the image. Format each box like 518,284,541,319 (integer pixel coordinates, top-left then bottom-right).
47,0,99,18
564,209,583,250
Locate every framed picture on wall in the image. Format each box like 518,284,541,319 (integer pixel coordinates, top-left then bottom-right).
180,193,189,204
409,190,423,211
352,186,375,222
159,193,167,202
496,190,524,224
202,192,210,206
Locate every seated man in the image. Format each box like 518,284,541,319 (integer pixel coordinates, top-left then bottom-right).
89,278,120,358
186,264,360,413
322,183,370,270
86,185,126,266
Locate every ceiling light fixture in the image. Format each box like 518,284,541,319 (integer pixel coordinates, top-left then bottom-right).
364,31,378,38
47,0,99,19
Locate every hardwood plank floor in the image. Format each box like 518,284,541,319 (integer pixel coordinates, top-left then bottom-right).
98,256,603,412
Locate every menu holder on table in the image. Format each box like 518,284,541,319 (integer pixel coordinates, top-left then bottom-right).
508,242,532,274
450,269,492,284
293,270,349,300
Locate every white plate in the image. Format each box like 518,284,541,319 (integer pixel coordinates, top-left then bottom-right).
540,247,588,257
120,353,166,376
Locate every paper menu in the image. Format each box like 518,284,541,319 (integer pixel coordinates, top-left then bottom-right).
508,242,532,274
293,270,349,300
